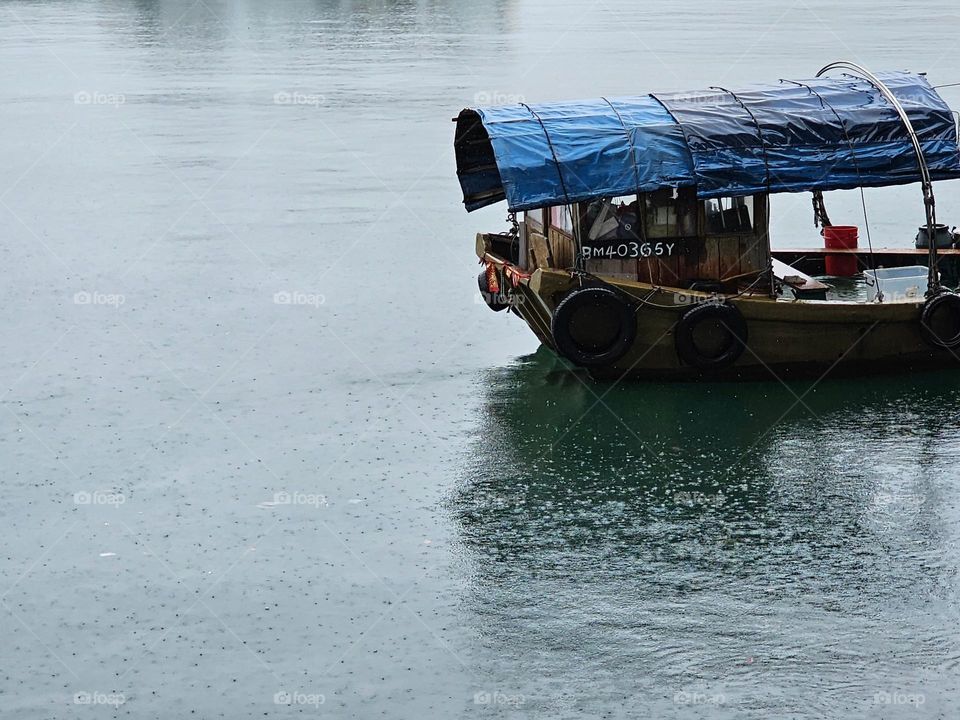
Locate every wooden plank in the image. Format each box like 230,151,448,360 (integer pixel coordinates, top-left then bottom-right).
678,237,701,284
733,236,750,277
636,258,655,284
698,236,720,281
717,236,742,280
584,257,636,279
528,231,552,269
614,258,634,278
657,252,681,287
771,258,830,291
749,234,764,275
474,233,489,259
545,228,562,267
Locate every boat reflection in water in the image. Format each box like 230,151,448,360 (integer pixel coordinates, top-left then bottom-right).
452,351,960,716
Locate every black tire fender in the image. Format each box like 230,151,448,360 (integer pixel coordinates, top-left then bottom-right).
674,302,748,371
550,287,636,367
478,270,510,312
920,292,960,349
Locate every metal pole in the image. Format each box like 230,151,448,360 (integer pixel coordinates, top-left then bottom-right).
817,61,941,296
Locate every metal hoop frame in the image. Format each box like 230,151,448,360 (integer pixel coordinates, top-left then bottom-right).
817,61,941,295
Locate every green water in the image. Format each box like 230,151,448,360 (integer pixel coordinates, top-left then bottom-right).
461,350,960,717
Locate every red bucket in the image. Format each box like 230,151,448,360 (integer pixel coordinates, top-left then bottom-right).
823,225,858,276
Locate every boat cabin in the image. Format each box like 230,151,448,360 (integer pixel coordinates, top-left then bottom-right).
518,190,769,293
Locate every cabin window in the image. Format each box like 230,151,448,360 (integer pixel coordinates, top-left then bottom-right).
704,196,754,234
643,188,695,238
582,196,640,242
549,205,574,236
525,208,544,229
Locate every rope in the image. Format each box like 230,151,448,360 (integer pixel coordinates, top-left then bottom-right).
617,270,770,309
812,190,832,228
856,186,879,300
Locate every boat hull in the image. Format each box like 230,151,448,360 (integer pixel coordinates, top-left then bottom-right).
503,266,958,381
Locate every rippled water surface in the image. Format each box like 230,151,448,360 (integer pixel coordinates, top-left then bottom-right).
2,1,960,718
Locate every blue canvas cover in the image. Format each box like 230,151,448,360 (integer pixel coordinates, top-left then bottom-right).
454,71,960,212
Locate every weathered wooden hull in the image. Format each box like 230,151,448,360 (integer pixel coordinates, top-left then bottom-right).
501,265,959,381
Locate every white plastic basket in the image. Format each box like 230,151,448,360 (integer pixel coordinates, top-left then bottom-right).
863,266,932,302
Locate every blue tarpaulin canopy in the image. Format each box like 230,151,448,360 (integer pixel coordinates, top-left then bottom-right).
454,71,960,212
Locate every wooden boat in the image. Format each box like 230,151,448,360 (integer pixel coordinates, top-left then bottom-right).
453,62,960,380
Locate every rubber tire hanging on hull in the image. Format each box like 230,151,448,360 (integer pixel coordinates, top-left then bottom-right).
920,292,960,349
478,270,510,312
551,287,636,367
674,302,748,372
